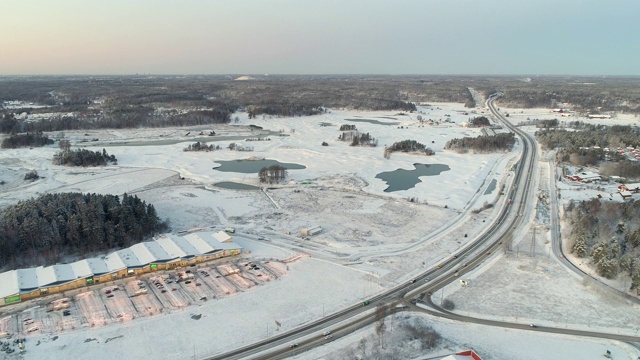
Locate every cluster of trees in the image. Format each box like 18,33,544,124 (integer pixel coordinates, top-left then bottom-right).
338,131,378,147
567,199,640,288
53,148,117,167
386,140,428,153
339,124,356,131
1,131,54,148
538,124,640,177
384,140,434,159
0,192,168,269
537,124,640,150
258,165,288,184
468,116,491,127
24,170,40,181
475,76,640,114
444,133,515,153
183,142,220,152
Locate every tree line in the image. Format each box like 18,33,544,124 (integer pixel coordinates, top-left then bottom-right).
444,133,515,153
468,116,490,127
0,192,168,270
53,148,117,167
1,131,53,148
567,198,640,288
184,142,221,152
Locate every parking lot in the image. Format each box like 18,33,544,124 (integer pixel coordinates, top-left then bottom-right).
0,259,287,337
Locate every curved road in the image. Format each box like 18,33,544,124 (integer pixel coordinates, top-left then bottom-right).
207,95,639,360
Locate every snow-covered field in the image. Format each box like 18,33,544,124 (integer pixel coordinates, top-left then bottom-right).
1,103,638,359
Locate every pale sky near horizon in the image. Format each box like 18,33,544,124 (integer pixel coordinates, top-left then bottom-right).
1,0,638,76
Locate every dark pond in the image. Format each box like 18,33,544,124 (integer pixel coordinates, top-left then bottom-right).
376,163,450,192
484,179,497,195
214,182,260,190
345,118,400,126
213,159,306,173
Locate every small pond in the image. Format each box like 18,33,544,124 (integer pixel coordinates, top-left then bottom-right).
214,182,261,190
213,159,306,173
484,179,497,195
345,118,400,126
376,163,450,192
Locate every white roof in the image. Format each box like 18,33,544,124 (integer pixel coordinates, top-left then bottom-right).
0,271,19,298
624,183,640,189
37,264,76,287
155,234,189,258
70,258,111,278
114,248,143,268
104,251,127,272
0,231,243,299
169,236,200,258
17,268,39,292
184,233,216,254
70,260,93,278
212,231,232,243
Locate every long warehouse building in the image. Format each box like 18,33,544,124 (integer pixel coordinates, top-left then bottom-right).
0,230,242,307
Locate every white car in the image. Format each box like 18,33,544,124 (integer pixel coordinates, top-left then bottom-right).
322,331,331,336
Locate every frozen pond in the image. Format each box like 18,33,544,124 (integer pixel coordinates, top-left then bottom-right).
376,163,450,192
213,159,306,173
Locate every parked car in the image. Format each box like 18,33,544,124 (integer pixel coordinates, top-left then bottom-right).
63,310,71,316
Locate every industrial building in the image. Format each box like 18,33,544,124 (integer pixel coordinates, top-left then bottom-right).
0,231,242,307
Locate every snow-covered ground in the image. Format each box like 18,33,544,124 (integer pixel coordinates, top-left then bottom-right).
1,103,638,359
291,312,640,360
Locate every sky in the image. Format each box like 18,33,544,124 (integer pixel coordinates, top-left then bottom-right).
1,0,638,76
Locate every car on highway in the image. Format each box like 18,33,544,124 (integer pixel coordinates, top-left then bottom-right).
437,264,443,269
324,335,333,340
529,324,536,328
322,331,331,336
289,343,298,348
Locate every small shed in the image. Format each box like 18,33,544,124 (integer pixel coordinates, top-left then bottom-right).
301,226,323,236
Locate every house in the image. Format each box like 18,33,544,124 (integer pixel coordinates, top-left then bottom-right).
301,226,323,236
619,191,633,200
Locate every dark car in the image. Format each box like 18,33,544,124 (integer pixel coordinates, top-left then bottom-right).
185,280,192,284
63,310,71,316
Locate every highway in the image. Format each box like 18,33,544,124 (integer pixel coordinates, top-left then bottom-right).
206,95,639,360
